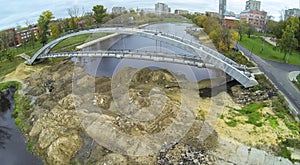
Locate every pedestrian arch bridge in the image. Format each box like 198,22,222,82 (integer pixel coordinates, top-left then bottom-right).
27,27,258,88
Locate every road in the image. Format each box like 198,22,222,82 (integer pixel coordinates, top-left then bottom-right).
237,44,300,114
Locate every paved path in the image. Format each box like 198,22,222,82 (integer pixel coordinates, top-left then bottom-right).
213,138,300,165
261,36,277,46
237,44,300,114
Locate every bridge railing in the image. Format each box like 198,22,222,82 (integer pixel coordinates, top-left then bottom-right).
42,50,202,61
41,50,207,68
141,29,239,67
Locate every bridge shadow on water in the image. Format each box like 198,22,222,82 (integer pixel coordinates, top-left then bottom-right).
199,80,239,98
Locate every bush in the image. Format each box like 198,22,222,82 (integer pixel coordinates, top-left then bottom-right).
281,146,291,159
15,118,22,128
225,51,255,67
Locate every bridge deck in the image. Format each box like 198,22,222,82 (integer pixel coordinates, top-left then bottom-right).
40,50,214,68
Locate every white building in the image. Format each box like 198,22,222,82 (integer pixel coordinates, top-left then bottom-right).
285,8,300,20
112,7,126,15
245,0,261,11
155,3,170,15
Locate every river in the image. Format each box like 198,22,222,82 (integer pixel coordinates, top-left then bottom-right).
0,87,42,165
82,23,222,81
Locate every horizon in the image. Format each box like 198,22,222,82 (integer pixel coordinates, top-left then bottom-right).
0,0,299,31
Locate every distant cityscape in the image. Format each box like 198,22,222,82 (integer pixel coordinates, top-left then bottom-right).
0,1,299,47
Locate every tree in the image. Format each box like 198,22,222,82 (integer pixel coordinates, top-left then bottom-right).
231,31,240,43
82,12,95,28
193,15,207,28
278,25,298,63
38,11,54,45
203,17,220,34
237,20,247,41
92,5,107,24
209,30,219,45
278,17,299,63
50,22,61,39
246,23,255,38
24,21,37,49
67,7,81,30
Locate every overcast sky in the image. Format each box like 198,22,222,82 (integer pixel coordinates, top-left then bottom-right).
0,0,299,30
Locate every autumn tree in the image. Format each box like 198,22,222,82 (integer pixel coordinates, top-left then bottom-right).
50,22,61,39
92,5,107,24
193,15,207,28
67,6,81,30
38,11,54,45
82,12,95,28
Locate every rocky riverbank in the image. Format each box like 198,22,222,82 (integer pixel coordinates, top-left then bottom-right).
9,59,300,164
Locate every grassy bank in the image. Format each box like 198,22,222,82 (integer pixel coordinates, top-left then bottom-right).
50,32,111,53
0,81,21,92
239,35,300,66
0,57,24,79
0,81,33,151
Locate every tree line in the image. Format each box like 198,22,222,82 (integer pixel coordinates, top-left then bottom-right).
185,13,300,61
38,5,108,45
189,14,239,52
0,5,109,62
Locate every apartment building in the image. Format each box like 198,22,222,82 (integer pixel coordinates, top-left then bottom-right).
240,10,267,31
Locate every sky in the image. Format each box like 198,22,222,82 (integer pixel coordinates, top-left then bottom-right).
0,0,299,30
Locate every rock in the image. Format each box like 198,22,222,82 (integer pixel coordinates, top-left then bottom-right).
94,94,112,109
59,94,83,110
29,104,82,164
102,153,128,165
157,142,214,165
47,131,82,165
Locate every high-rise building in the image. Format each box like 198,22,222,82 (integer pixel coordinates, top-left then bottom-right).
245,0,261,11
219,0,226,20
284,8,300,20
155,3,170,15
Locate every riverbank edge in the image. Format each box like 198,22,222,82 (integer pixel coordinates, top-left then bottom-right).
0,80,39,153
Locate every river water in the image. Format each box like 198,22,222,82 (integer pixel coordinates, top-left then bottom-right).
82,23,222,81
0,87,42,165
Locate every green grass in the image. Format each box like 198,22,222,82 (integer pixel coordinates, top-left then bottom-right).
50,33,110,53
226,119,238,127
0,58,24,79
239,35,300,65
224,103,266,127
268,117,279,128
0,81,21,92
0,40,45,79
12,42,44,57
50,34,90,52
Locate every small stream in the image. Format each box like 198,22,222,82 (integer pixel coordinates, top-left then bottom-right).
0,87,42,165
